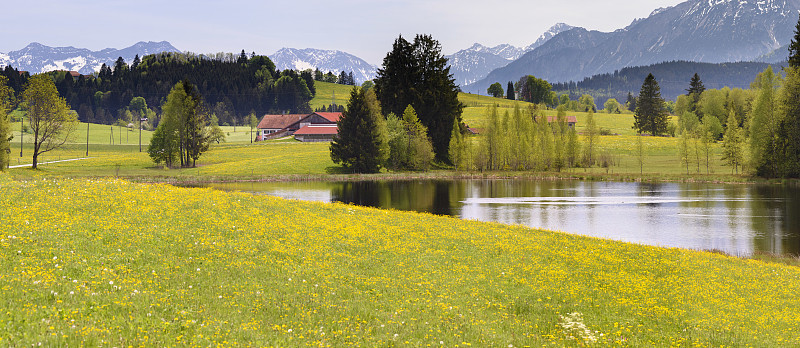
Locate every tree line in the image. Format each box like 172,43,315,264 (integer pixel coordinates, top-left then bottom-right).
313,69,356,86
551,60,778,109
2,51,316,129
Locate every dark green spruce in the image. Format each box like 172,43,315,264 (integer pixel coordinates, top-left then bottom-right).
634,73,668,136
374,34,463,163
330,87,386,173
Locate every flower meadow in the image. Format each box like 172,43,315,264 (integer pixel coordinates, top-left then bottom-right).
1,176,799,346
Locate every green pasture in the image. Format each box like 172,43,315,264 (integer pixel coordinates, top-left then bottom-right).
310,81,354,110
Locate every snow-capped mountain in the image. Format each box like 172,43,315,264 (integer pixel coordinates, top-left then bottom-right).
466,0,800,93
269,48,377,84
0,41,180,74
524,23,575,52
445,23,574,87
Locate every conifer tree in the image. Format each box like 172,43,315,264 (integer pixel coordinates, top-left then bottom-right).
789,13,800,68
626,92,637,113
506,81,515,100
374,34,463,162
686,73,706,117
330,87,387,173
634,73,668,136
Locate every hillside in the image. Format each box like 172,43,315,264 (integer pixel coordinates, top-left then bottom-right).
552,60,783,106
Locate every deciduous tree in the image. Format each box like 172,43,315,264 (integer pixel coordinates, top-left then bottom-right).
22,74,78,169
148,80,221,168
488,82,504,98
721,110,744,174
0,75,11,170
749,66,782,177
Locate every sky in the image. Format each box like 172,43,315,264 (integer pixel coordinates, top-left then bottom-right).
2,0,686,65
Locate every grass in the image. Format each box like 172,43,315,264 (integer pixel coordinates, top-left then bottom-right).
310,81,355,111
4,93,749,181
1,176,798,346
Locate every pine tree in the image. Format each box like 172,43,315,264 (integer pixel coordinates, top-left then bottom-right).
686,73,705,117
789,13,800,68
330,87,387,173
626,92,637,112
131,54,141,70
506,81,515,100
374,34,463,163
634,73,669,136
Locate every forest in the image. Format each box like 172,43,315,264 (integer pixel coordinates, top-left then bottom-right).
550,60,782,107
0,52,316,128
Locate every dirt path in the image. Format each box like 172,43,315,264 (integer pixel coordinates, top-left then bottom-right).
9,157,92,169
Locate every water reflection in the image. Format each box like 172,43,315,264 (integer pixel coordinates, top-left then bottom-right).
198,180,800,256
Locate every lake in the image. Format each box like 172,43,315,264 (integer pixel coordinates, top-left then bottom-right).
195,180,800,256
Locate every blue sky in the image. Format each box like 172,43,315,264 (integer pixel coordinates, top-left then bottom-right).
4,0,685,64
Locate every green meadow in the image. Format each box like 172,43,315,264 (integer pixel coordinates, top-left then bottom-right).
7,83,739,180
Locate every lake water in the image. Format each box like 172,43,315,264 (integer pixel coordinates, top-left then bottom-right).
196,180,800,256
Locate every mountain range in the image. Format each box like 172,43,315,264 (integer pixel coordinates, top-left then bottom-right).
465,0,800,93
444,23,574,86
3,0,798,97
267,48,377,84
0,41,180,75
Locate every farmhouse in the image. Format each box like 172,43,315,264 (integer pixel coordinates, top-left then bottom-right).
255,114,308,140
544,115,578,128
293,124,339,142
256,112,341,141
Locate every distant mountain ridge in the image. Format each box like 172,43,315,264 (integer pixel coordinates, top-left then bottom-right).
445,23,574,87
0,41,180,74
268,48,378,84
465,0,800,93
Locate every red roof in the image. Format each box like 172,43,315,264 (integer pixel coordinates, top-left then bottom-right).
545,116,578,123
68,71,81,78
257,114,307,129
293,125,338,135
314,112,341,123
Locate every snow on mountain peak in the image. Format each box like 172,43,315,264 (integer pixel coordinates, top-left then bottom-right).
269,48,377,84
0,41,180,74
